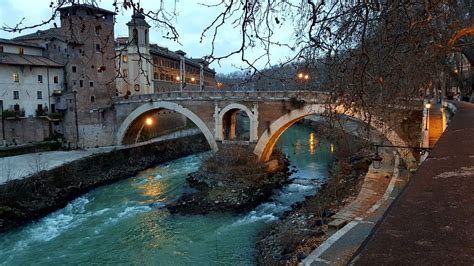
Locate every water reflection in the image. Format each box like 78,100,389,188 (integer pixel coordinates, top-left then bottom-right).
308,132,318,155
140,175,163,199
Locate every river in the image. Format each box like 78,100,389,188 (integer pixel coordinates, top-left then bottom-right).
0,123,333,265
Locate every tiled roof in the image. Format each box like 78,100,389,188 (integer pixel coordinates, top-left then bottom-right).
58,4,116,15
0,38,44,48
0,53,63,67
13,28,66,42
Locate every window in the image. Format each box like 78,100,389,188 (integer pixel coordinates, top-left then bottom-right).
13,73,19,82
89,81,94,87
95,25,101,36
53,76,59,84
0,46,3,52
90,96,95,103
73,80,77,86
95,44,100,52
72,66,77,72
19,48,24,55
123,69,128,78
79,80,83,87
38,75,43,83
37,91,43,99
13,91,19,100
122,55,128,63
133,29,138,43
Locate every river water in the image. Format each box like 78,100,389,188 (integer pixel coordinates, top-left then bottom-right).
0,124,333,265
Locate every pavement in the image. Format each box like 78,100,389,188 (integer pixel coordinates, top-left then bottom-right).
351,101,474,265
0,128,202,184
429,104,444,147
301,150,410,265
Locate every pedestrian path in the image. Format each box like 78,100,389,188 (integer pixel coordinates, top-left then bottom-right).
0,128,201,184
301,150,409,265
428,104,444,147
352,101,474,265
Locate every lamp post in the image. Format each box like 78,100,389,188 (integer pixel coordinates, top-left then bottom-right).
425,101,431,130
371,144,431,169
73,90,79,148
0,100,5,146
135,117,153,143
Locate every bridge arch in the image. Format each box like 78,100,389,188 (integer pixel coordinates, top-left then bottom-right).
254,104,415,165
217,103,257,142
116,101,218,151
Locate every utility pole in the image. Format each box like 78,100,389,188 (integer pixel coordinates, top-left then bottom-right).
73,90,79,148
0,100,5,146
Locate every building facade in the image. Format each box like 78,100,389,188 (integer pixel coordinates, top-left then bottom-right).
0,39,65,144
115,12,217,96
12,4,118,148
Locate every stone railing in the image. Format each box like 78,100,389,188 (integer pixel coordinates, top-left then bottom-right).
113,90,331,104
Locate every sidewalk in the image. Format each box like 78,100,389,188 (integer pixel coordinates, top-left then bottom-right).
351,101,474,264
301,150,410,265
0,128,202,184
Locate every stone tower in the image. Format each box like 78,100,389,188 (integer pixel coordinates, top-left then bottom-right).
57,4,117,147
126,12,153,94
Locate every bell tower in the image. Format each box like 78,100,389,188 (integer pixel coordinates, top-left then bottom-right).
126,12,152,94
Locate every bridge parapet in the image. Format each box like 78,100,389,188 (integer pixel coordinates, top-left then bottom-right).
112,90,331,104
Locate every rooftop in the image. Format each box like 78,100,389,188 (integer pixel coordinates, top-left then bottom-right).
0,53,63,67
58,4,116,15
0,38,44,49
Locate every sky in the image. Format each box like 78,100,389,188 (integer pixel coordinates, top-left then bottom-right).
0,0,298,74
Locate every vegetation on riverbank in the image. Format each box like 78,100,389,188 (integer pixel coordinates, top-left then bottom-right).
167,145,290,214
0,135,209,233
256,120,372,265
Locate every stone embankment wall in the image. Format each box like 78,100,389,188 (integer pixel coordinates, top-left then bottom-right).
0,134,209,232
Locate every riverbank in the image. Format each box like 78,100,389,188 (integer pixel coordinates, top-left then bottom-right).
167,146,291,214
256,120,372,265
0,134,209,233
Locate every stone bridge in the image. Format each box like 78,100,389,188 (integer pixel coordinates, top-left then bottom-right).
113,90,420,164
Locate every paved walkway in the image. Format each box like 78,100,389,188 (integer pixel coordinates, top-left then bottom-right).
0,128,201,184
301,150,410,265
352,101,474,264
429,104,444,147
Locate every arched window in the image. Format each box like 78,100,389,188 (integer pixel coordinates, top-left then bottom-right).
132,29,138,44
134,84,140,92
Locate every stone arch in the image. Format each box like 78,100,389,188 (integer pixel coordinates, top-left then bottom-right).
116,101,218,151
217,103,257,142
254,104,415,166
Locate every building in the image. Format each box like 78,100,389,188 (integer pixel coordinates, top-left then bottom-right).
115,12,217,96
12,4,118,147
1,5,218,147
0,39,64,144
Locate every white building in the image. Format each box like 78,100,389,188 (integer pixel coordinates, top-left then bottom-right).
0,39,64,117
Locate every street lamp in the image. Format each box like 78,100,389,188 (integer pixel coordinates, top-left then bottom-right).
135,117,154,143
371,145,383,169
370,144,431,169
425,101,431,130
73,90,79,148
0,100,5,146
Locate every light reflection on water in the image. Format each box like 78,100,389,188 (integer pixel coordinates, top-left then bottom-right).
0,124,333,265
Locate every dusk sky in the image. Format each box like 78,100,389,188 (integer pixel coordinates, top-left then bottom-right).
0,0,297,74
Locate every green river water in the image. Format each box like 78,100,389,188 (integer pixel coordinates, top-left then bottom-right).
0,124,334,265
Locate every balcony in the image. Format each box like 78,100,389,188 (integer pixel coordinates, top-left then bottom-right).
36,109,64,121
2,109,25,119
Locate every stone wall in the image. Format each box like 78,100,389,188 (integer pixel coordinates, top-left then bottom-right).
0,118,52,145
